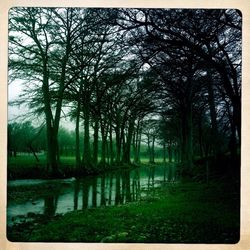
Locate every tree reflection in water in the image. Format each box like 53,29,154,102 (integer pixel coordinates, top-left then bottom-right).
115,172,122,205
132,168,140,201
82,181,89,209
70,167,175,210
100,175,106,206
147,166,155,195
73,179,80,210
71,169,145,209
8,165,179,225
44,193,59,217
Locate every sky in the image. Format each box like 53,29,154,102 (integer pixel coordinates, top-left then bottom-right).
8,80,27,121
8,80,75,130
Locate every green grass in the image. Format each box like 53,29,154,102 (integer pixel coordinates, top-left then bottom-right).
8,155,169,179
8,155,84,179
8,154,47,166
7,179,240,243
8,155,167,166
8,155,47,179
8,155,77,166
138,156,168,163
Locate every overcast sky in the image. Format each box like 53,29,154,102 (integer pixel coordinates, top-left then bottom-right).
8,80,75,130
8,80,26,121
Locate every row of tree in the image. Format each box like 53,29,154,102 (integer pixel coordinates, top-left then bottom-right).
8,8,241,176
7,121,166,163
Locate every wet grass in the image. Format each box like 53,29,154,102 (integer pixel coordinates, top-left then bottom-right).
7,178,240,243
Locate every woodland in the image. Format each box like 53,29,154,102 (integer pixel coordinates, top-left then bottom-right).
7,8,241,243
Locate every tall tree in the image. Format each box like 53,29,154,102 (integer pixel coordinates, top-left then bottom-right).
9,8,89,175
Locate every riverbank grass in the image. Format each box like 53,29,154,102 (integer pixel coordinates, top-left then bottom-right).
8,179,240,243
8,155,166,179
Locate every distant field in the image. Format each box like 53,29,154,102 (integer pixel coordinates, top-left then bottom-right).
8,154,168,166
8,154,47,165
7,154,170,179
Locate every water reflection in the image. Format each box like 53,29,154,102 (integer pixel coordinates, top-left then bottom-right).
148,166,155,190
74,180,80,210
8,165,177,225
44,194,58,217
72,170,141,208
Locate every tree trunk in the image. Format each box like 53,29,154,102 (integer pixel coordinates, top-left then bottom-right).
53,55,70,168
180,103,193,170
168,143,172,163
28,145,40,162
137,129,142,163
226,101,238,166
100,121,107,166
219,69,241,143
198,113,204,158
42,62,60,176
76,78,84,169
101,135,107,165
121,128,126,162
132,120,139,163
106,140,110,165
44,106,58,175
123,119,134,164
207,70,220,157
82,102,92,168
163,142,166,163
109,124,114,165
232,95,241,145
115,120,122,163
151,135,155,163
115,127,121,163
119,120,126,163
147,133,151,163
146,133,152,162
75,101,81,169
93,119,99,166
132,130,137,163
133,120,141,163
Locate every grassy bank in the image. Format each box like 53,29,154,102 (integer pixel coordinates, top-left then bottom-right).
8,155,165,180
7,178,240,243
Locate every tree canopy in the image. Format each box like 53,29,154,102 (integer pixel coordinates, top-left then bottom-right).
8,7,241,177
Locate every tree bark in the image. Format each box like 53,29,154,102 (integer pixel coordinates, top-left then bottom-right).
147,133,151,162
82,99,92,168
100,120,108,166
115,126,121,163
151,135,155,163
180,102,193,169
42,64,59,175
198,112,204,158
137,128,142,163
123,118,135,164
168,141,172,163
207,70,220,157
163,142,166,163
75,100,81,169
109,124,114,165
93,119,99,166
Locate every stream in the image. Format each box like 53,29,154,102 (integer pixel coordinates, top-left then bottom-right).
7,164,177,226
